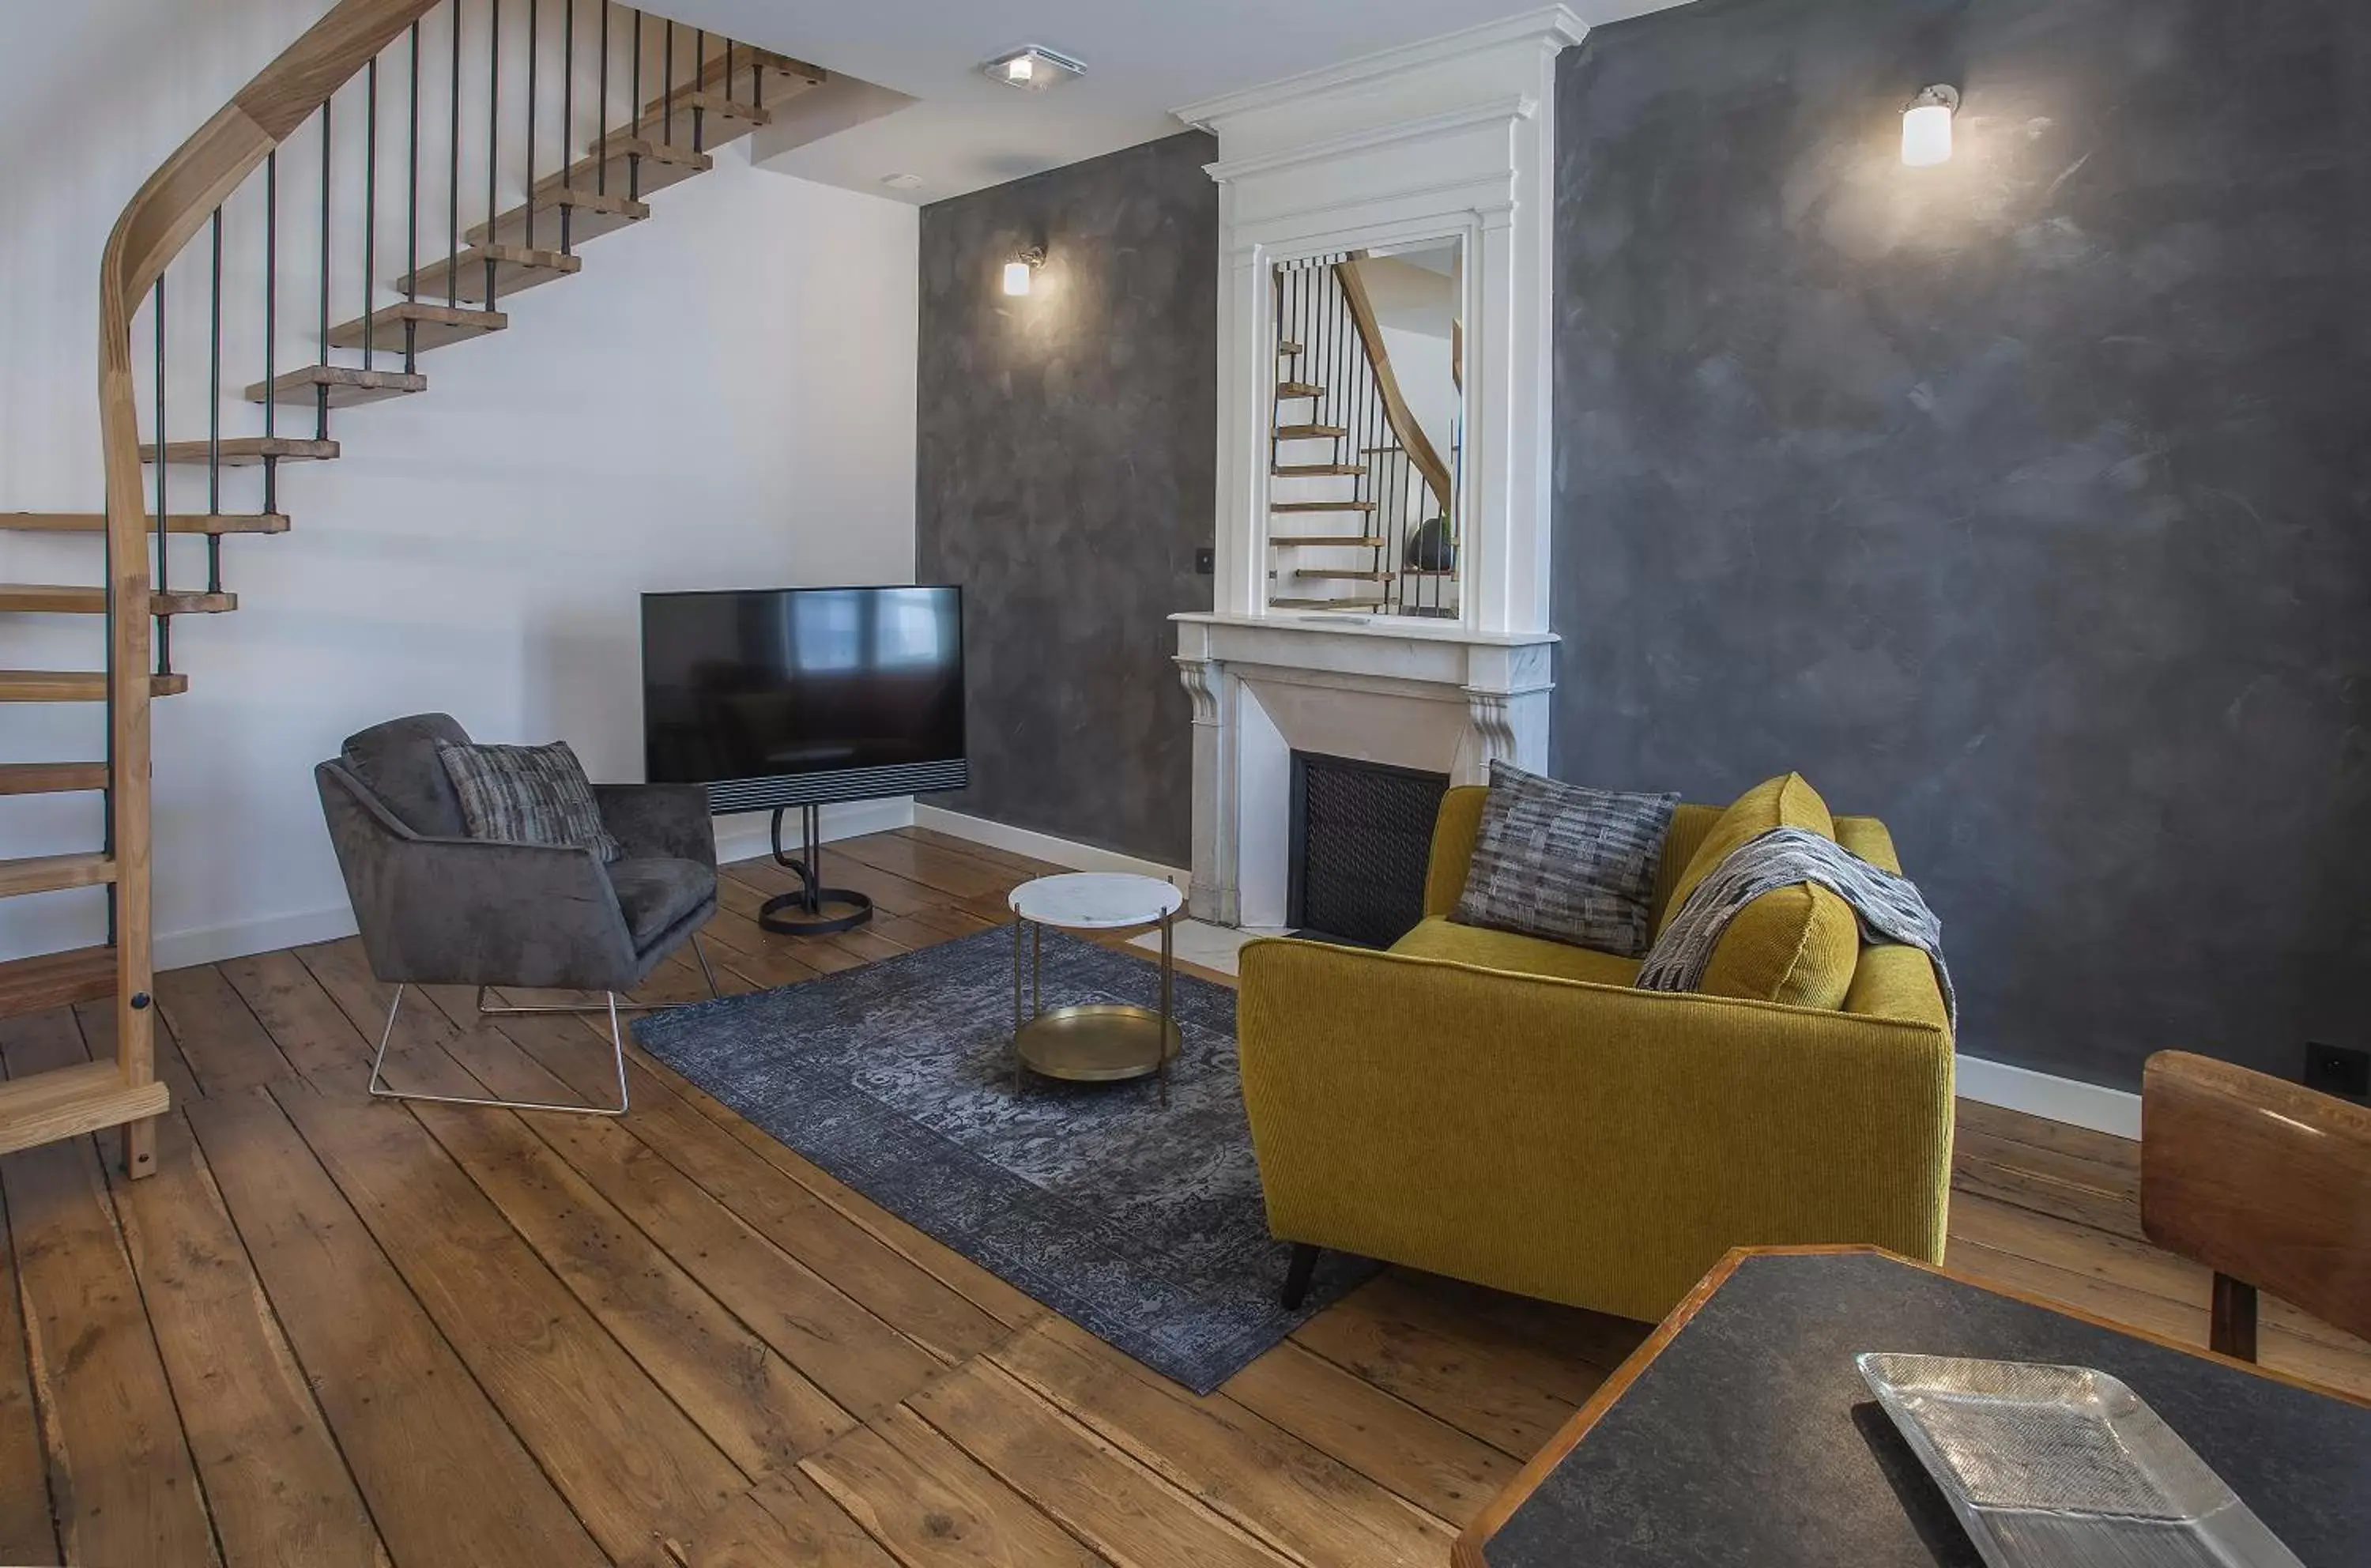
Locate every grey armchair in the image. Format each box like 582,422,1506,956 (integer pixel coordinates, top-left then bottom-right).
316,713,720,1115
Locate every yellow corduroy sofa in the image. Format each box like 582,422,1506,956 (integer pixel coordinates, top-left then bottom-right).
1236,783,1955,1324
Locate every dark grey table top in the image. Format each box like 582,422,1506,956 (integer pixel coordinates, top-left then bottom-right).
1479,1250,2371,1567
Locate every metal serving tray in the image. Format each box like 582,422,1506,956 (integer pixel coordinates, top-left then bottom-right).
1856,1353,2305,1568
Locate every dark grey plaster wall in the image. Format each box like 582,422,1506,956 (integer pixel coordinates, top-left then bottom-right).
916,132,1217,865
1551,0,2371,1089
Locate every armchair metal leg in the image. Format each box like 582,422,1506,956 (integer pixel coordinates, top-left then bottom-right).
692,931,721,999
368,983,631,1116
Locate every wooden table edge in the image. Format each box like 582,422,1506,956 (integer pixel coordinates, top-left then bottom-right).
1450,1242,2371,1568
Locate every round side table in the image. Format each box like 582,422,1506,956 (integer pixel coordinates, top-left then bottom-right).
1008,873,1185,1092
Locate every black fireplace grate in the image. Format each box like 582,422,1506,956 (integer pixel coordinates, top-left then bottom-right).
1287,752,1451,948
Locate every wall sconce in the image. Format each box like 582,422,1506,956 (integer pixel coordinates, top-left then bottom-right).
1003,246,1046,296
1902,85,1960,167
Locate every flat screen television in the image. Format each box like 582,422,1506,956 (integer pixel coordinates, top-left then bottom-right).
641,585,968,814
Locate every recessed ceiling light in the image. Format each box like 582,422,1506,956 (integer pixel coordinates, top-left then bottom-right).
981,45,1085,92
880,172,927,191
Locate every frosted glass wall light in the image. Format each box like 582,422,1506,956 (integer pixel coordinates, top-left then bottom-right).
1902,85,1960,167
1004,247,1046,296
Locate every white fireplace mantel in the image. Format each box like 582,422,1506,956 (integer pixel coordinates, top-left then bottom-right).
1168,9,1581,928
1173,613,1557,927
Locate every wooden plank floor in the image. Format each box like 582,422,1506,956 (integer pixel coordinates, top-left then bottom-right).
2,824,2365,1565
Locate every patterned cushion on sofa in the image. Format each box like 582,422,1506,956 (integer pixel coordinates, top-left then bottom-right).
434,740,623,863
1451,760,1679,957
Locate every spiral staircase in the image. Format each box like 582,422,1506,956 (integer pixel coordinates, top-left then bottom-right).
0,0,823,1174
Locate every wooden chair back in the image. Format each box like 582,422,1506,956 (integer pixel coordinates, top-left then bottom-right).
2139,1050,2371,1359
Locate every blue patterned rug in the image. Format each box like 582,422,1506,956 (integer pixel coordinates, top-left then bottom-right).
631,925,1378,1393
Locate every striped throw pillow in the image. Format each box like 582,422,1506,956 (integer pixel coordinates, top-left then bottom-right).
434,740,623,863
1452,760,1678,957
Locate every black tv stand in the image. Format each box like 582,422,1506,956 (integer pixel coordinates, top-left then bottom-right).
759,804,875,936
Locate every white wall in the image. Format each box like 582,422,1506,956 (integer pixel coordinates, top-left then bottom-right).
0,0,920,967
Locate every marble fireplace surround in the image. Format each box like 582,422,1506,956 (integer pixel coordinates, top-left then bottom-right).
1168,9,1578,929
1173,613,1555,929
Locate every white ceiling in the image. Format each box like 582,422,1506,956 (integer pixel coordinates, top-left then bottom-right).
663,0,1686,205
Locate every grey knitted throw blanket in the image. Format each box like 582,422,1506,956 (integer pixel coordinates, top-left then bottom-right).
1636,827,1956,1029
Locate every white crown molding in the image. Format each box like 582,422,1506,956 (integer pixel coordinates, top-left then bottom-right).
1172,5,1587,128
1203,96,1538,186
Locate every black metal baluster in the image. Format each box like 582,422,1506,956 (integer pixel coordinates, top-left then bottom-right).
317,98,333,439
596,0,609,196
560,0,574,254
449,0,463,308
524,0,538,251
363,56,379,371
628,9,643,198
691,28,704,151
263,151,279,516
152,278,170,674
405,20,421,372
663,21,674,146
207,207,222,594
485,0,501,309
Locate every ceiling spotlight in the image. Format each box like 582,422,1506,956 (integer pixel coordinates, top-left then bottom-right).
982,45,1086,92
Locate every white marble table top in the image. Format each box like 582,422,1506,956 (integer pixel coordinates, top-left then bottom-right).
1008,872,1184,931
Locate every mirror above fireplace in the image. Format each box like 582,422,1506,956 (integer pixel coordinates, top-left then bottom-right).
1266,239,1466,621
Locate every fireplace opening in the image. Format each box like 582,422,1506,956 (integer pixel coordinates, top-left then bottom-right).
1287,752,1452,948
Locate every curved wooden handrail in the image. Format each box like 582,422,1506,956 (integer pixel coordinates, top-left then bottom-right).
94,0,439,1155
1332,257,1453,518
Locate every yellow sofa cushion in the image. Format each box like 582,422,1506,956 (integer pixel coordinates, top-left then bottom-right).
1391,917,1643,987
1664,773,1859,1010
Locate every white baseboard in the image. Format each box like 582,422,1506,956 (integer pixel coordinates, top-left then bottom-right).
714,796,916,866
910,805,1191,895
1954,1053,2141,1141
156,903,360,973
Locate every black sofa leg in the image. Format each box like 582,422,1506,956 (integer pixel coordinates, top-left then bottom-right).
1280,1243,1320,1310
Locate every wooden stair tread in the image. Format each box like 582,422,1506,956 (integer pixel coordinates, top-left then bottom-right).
0,852,116,899
0,763,109,796
1272,535,1385,548
635,89,773,137
1277,341,1303,356
1272,499,1377,512
0,1058,169,1158
548,138,712,199
680,44,824,102
0,583,236,615
469,185,650,249
1271,596,1384,610
1403,567,1457,578
1276,382,1326,398
397,243,583,303
141,436,337,466
246,364,425,406
1272,463,1366,477
328,300,509,355
1274,424,1348,439
1295,568,1393,581
0,944,116,1017
0,669,188,700
2,511,288,535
